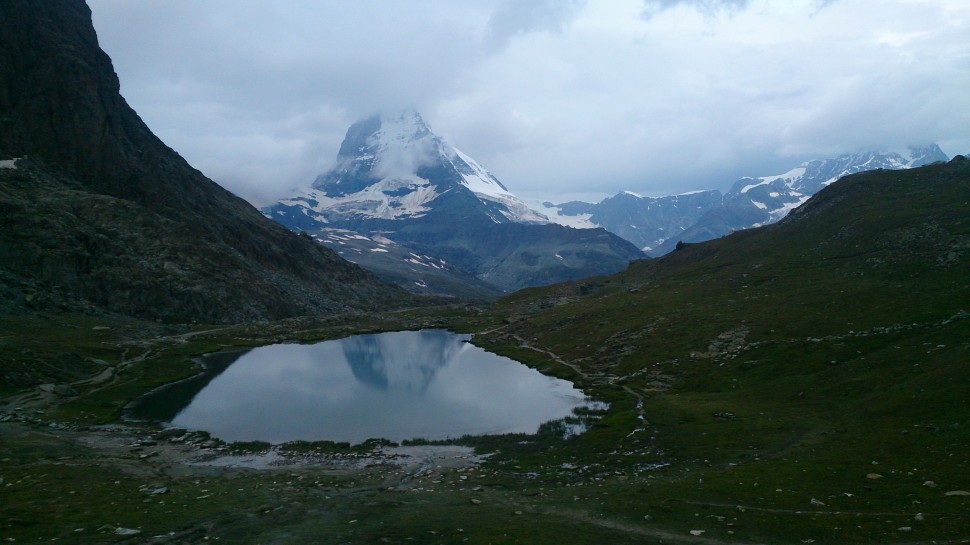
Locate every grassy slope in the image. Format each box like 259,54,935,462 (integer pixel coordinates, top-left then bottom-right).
479,159,970,543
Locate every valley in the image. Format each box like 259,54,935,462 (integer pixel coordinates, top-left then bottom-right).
4,159,969,544
2,1,968,543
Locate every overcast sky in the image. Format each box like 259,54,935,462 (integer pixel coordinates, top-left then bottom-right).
88,0,970,205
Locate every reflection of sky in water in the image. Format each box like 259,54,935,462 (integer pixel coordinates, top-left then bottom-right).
166,330,590,443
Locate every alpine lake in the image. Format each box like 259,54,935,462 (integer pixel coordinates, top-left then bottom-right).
127,329,603,445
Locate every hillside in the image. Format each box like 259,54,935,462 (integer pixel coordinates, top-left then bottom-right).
481,156,970,543
0,0,411,322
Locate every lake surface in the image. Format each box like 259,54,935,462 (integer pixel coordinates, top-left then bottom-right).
128,330,597,444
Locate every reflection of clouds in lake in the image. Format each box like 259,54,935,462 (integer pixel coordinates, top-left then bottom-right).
341,330,466,392
169,331,590,444
431,345,587,433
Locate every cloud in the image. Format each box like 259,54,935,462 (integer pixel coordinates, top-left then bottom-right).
486,0,586,50
641,0,751,19
87,0,970,205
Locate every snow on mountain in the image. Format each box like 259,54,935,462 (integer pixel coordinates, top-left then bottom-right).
262,111,644,295
449,147,548,223
539,145,949,257
726,145,949,226
278,110,547,225
530,200,598,229
539,189,724,252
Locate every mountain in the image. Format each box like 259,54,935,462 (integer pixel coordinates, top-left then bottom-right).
270,110,546,231
265,111,644,294
0,0,411,323
542,145,949,256
535,189,724,253
309,228,503,300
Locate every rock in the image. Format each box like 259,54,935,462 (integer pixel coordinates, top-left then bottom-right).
156,427,187,440
922,480,937,488
810,498,825,507
898,526,912,532
866,473,883,480
114,528,141,536
689,530,705,536
39,383,77,396
470,499,482,505
944,490,970,496
914,513,925,521
148,486,168,495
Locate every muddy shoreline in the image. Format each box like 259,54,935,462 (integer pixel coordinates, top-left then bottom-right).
1,410,485,484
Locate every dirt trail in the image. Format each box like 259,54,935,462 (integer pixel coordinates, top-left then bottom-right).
507,333,591,380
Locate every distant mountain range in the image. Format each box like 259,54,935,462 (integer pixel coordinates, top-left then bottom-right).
539,145,949,256
264,111,644,296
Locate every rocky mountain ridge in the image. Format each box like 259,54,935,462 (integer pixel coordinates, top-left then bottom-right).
541,145,949,255
264,111,644,295
0,0,411,322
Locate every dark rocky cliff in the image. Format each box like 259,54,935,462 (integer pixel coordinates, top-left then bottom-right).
0,0,411,322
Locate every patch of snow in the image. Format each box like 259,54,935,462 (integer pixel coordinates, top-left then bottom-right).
751,200,768,210
768,195,812,221
280,179,439,221
528,200,598,229
739,166,807,194
451,146,548,224
621,190,643,198
0,158,19,170
370,248,389,253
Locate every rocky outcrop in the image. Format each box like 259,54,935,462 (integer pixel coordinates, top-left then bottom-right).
0,1,412,322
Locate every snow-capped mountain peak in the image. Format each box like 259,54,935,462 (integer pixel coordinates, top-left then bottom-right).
292,110,546,225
